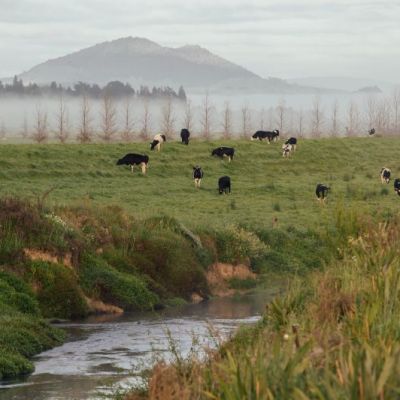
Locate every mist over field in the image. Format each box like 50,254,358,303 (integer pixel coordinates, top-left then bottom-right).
0,90,399,141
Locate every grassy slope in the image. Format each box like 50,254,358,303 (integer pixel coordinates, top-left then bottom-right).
0,138,399,229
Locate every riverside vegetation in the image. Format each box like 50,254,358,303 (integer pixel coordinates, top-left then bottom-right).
0,137,400,384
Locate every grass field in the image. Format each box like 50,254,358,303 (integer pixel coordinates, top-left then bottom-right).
0,137,400,229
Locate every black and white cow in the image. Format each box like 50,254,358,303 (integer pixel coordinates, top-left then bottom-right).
180,129,190,145
218,176,231,194
192,166,204,188
394,179,400,196
116,153,149,174
380,167,391,184
282,143,293,158
150,134,166,151
316,183,330,202
285,137,297,151
368,128,376,136
211,147,235,162
251,130,279,143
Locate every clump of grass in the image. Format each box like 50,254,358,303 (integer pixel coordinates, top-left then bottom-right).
272,202,281,212
381,187,389,195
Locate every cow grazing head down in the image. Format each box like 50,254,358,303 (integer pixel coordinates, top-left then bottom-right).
381,167,391,184
218,176,231,195
316,183,330,202
150,134,166,151
369,128,376,135
192,166,204,188
117,154,149,174
211,147,235,162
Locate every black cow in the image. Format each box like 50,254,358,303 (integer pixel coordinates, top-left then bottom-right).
117,153,149,174
150,134,166,151
368,128,376,135
285,137,297,151
394,179,400,196
181,129,190,145
211,147,235,162
193,166,204,188
381,167,391,184
316,183,330,202
218,176,231,194
251,130,279,143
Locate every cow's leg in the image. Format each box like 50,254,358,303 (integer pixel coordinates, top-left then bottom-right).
198,179,201,188
157,143,161,152
141,163,146,174
228,156,231,163
131,164,134,173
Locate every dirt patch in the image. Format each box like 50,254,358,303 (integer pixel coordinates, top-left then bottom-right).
206,262,256,297
191,292,204,303
23,248,73,269
85,296,123,315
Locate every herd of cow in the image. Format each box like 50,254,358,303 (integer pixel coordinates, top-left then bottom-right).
116,128,399,200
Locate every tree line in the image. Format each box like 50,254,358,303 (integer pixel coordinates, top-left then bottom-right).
1,90,400,143
0,76,187,101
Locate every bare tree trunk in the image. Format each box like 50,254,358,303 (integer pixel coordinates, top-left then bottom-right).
32,106,49,143
330,100,340,137
346,101,360,136
140,100,151,140
267,107,275,129
241,104,252,139
259,108,266,130
200,92,212,139
121,96,135,142
183,98,194,133
77,95,93,143
297,109,305,138
275,98,286,136
160,97,175,137
376,97,391,135
365,95,377,134
99,93,117,142
311,96,324,138
20,113,29,139
221,101,233,139
55,94,69,143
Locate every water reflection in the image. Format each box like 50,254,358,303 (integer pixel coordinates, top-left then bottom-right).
0,288,281,400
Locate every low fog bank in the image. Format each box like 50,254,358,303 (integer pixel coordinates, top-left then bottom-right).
0,91,399,142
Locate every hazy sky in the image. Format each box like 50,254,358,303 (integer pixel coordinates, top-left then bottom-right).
1,0,399,81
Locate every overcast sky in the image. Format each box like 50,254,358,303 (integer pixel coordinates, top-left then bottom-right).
1,0,399,82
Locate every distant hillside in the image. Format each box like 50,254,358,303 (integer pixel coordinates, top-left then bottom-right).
15,37,323,94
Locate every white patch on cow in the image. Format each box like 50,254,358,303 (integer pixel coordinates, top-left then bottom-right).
194,178,201,188
380,167,391,184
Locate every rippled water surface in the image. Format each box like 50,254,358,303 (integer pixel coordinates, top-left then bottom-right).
0,288,281,400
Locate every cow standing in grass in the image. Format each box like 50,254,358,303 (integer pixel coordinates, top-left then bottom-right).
181,129,190,145
282,143,293,158
251,130,279,143
193,166,203,188
316,184,330,202
381,167,391,184
150,134,166,151
117,154,149,174
285,137,297,151
218,176,231,194
394,179,400,196
211,147,235,162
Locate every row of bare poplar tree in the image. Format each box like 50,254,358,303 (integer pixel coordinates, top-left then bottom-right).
2,90,400,143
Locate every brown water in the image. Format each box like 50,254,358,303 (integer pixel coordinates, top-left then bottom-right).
0,288,280,400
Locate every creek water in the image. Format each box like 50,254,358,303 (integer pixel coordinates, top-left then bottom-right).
0,287,281,400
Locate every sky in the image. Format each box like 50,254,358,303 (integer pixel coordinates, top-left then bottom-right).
1,0,399,82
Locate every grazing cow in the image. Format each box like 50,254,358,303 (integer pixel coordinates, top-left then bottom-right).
218,176,231,194
180,129,190,145
150,134,166,151
251,130,279,143
316,184,330,202
211,147,235,162
117,153,149,174
282,143,293,158
193,166,204,188
394,179,400,196
380,167,391,184
285,137,297,151
368,128,376,136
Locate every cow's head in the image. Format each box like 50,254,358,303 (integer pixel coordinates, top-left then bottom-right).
150,140,159,150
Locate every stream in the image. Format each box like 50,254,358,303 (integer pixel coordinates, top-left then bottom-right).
0,287,281,400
